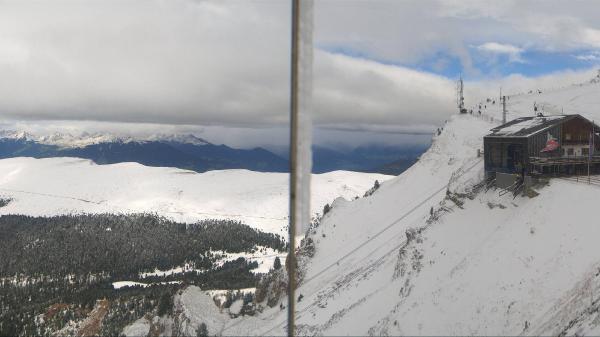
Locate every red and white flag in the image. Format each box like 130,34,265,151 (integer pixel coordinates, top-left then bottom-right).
541,133,559,153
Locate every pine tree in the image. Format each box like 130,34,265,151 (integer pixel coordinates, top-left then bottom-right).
273,257,282,270
157,292,172,316
196,322,208,337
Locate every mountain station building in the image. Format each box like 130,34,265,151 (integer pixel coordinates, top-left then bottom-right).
484,114,600,181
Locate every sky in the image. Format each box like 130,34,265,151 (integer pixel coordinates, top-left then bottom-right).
1,0,600,150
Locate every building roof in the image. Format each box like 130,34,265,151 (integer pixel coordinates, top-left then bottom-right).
486,114,578,138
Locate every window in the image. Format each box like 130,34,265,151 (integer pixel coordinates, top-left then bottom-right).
567,148,574,156
582,148,589,156
565,133,571,141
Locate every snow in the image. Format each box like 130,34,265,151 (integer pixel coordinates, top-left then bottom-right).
247,77,600,336
173,286,232,336
0,157,391,237
212,247,287,274
473,77,600,124
11,71,600,335
204,114,494,335
203,75,600,335
137,248,286,278
0,129,210,148
229,300,244,315
112,281,181,289
492,115,565,136
374,179,600,335
139,263,203,279
122,317,151,337
142,133,210,146
112,281,148,289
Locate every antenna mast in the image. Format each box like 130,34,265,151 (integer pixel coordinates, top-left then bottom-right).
502,95,507,124
457,75,466,113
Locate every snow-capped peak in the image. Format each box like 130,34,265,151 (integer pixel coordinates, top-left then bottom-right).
0,130,212,148
0,130,35,141
143,133,211,146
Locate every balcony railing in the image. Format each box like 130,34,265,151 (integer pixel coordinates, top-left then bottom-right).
530,155,600,166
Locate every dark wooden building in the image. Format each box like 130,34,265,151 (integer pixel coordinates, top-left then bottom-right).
484,114,600,179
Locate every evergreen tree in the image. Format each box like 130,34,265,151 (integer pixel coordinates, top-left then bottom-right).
323,203,331,215
196,322,208,337
157,292,172,317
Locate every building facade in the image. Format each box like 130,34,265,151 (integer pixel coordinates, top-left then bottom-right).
484,114,600,179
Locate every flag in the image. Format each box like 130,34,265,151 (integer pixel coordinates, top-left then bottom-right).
541,139,559,152
540,132,559,153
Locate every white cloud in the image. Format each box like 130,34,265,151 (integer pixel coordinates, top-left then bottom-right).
574,51,600,62
314,52,455,128
0,0,599,148
476,42,524,62
0,0,459,135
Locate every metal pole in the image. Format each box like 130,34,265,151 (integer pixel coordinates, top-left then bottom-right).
502,95,507,124
589,129,592,184
288,0,300,335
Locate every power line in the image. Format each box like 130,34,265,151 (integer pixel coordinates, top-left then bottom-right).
223,158,484,335
258,158,483,335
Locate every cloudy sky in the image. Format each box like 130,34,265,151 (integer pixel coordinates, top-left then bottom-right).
1,0,600,150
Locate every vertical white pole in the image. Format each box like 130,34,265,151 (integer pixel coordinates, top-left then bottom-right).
289,0,313,335
289,2,299,333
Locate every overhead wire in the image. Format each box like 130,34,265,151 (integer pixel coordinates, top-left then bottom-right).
222,158,484,335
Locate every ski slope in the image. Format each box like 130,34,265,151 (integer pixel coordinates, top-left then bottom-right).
199,77,600,336
474,75,600,123
0,157,391,237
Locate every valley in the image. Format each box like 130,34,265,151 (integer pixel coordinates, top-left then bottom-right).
0,156,391,336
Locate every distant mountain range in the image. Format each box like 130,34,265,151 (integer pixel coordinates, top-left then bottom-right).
312,145,426,174
0,131,427,174
0,131,289,173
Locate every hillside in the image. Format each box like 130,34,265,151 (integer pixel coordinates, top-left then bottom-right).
178,78,600,336
472,73,600,122
0,158,392,336
0,157,391,237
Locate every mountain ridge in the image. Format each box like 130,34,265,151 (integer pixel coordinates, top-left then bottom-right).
0,130,426,174
0,136,290,173
199,74,600,336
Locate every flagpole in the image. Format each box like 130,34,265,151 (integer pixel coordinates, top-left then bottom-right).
592,121,596,182
589,127,592,184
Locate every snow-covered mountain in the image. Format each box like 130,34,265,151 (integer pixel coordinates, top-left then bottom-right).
0,157,390,237
158,75,600,336
0,130,424,174
0,131,291,173
0,130,209,148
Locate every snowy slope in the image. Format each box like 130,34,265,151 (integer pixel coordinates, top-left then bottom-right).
206,77,600,335
0,157,390,237
211,114,493,335
473,76,600,123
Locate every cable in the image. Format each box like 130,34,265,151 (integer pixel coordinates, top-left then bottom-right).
258,158,484,335
222,158,484,335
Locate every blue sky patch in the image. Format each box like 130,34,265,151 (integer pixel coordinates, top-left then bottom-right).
320,44,600,81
